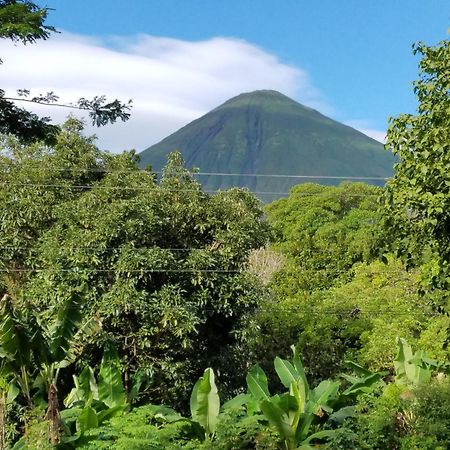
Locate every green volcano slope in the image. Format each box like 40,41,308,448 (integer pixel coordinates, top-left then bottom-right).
139,90,395,201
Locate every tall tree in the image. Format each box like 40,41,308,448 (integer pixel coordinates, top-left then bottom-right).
383,39,450,291
0,121,271,409
265,182,382,294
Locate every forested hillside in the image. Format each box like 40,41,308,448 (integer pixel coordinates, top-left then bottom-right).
1,1,450,449
140,90,395,200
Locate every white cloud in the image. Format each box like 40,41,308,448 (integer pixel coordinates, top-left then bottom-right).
344,120,386,143
1,33,329,152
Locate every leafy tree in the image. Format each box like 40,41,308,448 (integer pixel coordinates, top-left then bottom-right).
0,121,271,411
265,182,382,295
0,0,55,44
0,1,131,144
383,39,450,292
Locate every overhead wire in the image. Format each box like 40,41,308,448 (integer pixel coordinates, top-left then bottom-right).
0,164,389,181
0,268,241,273
0,164,396,314
0,160,427,319
0,182,381,197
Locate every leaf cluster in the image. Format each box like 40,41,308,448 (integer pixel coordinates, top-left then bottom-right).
383,39,450,290
0,1,55,46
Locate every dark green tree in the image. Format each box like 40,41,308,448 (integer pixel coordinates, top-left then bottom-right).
383,39,450,291
0,121,271,409
265,182,382,295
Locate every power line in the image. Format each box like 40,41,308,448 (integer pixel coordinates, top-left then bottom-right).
4,303,439,316
0,182,380,197
0,267,376,275
4,96,93,112
0,246,210,251
195,172,388,181
0,245,375,253
0,164,390,181
0,268,241,273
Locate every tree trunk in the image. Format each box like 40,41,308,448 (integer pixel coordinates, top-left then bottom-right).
124,369,130,402
0,392,5,450
44,383,60,445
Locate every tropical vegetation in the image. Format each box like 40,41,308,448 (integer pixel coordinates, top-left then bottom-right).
1,1,450,448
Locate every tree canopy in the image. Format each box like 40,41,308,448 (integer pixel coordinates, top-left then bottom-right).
383,39,450,291
0,120,271,411
265,182,382,294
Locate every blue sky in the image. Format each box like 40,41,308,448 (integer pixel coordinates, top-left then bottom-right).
2,1,449,151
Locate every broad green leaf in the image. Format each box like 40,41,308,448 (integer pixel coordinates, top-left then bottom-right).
308,380,339,415
76,405,98,433
344,360,374,376
289,381,303,430
6,382,19,403
49,293,83,363
300,429,336,446
222,393,248,411
97,405,126,423
394,337,414,380
329,406,356,424
296,411,315,442
246,364,270,401
143,403,179,418
342,372,386,396
274,357,299,388
60,435,82,445
272,393,298,415
0,301,33,367
291,345,309,393
11,436,25,450
246,395,261,416
190,368,220,435
65,366,98,407
98,347,126,408
60,406,83,424
128,369,146,404
260,400,295,449
395,337,432,385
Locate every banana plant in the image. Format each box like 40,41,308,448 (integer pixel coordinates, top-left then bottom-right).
246,345,340,450
59,347,129,447
340,361,386,398
0,292,100,446
0,373,19,450
0,294,37,406
189,367,220,440
394,337,440,386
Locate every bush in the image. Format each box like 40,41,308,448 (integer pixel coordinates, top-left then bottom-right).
400,377,450,449
78,405,278,450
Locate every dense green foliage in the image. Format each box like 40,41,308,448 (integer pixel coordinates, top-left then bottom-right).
0,0,55,44
265,182,382,293
252,257,443,382
0,120,271,444
383,40,450,292
139,90,395,200
71,347,372,450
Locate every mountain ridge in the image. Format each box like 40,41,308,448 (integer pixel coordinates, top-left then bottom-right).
139,90,395,200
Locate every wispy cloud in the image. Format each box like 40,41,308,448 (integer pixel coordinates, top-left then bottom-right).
1,33,329,152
